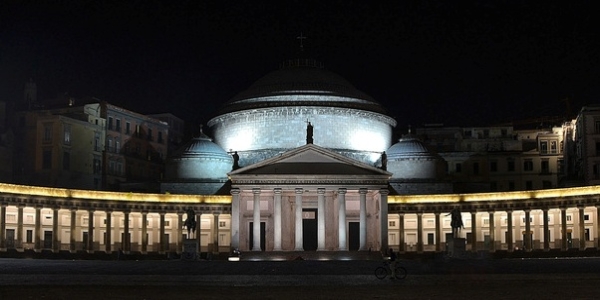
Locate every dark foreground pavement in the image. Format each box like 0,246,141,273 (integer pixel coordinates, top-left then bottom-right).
2,257,600,299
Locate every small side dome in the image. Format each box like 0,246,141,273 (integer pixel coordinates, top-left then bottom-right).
165,131,233,180
386,137,446,180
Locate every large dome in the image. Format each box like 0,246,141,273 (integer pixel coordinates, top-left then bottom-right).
215,58,388,115
208,58,396,168
386,137,446,180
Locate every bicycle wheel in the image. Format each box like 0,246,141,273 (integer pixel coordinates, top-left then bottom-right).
394,266,407,279
375,266,388,279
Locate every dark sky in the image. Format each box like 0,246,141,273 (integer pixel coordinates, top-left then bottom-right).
1,1,599,130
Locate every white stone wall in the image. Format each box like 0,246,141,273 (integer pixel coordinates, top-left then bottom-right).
209,106,395,165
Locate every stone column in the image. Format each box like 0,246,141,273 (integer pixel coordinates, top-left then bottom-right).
230,188,240,250
53,206,59,252
578,205,585,250
380,188,389,253
17,205,23,250
295,188,304,251
435,212,441,252
507,210,513,252
596,205,600,249
141,212,148,254
253,188,262,251
359,188,368,251
471,211,477,252
212,213,219,255
560,207,568,251
317,188,326,251
34,206,41,251
337,188,347,251
105,210,112,253
177,212,183,254
87,209,94,253
489,211,495,252
70,209,76,252
417,212,423,253
159,212,166,254
543,208,550,251
524,209,531,251
123,211,130,253
196,213,202,255
398,213,405,253
0,203,6,250
274,188,283,251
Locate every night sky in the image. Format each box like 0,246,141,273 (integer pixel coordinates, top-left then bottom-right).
1,1,599,131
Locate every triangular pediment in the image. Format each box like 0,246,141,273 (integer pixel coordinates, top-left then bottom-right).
229,144,391,177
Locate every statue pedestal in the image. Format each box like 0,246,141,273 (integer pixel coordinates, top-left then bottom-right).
447,237,466,258
181,239,198,261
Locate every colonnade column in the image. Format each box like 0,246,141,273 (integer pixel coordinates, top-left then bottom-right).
471,211,477,252
295,188,304,251
34,206,41,251
230,188,240,250
317,188,325,251
70,209,76,252
0,204,6,250
524,209,531,251
489,211,495,252
141,212,148,254
159,212,166,253
253,188,262,251
596,205,600,249
507,210,513,252
196,213,202,254
105,210,112,253
359,188,367,251
380,188,389,253
398,213,405,253
337,188,347,251
177,212,183,254
87,209,94,253
543,208,550,251
123,211,129,253
435,212,441,252
416,212,423,253
274,188,283,251
17,205,23,250
212,213,219,255
560,207,568,251
52,206,59,252
578,205,585,250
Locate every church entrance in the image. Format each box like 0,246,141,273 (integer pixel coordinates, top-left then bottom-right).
249,222,265,251
349,222,360,251
302,209,317,251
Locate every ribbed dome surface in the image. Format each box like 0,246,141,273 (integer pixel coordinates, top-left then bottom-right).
387,138,434,158
215,58,388,115
166,132,233,180
176,133,232,160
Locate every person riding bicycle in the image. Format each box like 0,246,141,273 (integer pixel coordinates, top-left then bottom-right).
388,248,397,279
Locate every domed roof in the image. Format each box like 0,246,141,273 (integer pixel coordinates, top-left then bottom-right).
215,58,388,115
174,132,231,160
387,137,435,158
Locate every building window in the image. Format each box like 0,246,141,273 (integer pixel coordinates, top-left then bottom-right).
116,140,121,154
42,149,52,169
585,228,591,241
456,163,462,173
158,131,163,143
596,120,600,133
63,124,71,144
541,160,550,174
540,141,548,154
389,221,396,227
524,160,533,171
490,161,497,172
584,214,590,221
566,215,572,222
126,122,131,134
507,160,515,172
147,128,153,141
427,233,434,245
43,123,52,143
94,132,100,152
27,230,33,243
108,117,113,130
219,221,226,228
115,119,121,132
550,141,557,154
63,151,70,170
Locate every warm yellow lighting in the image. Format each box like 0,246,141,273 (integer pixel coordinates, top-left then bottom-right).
0,183,231,204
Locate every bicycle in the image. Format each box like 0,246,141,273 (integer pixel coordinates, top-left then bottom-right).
375,260,407,280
